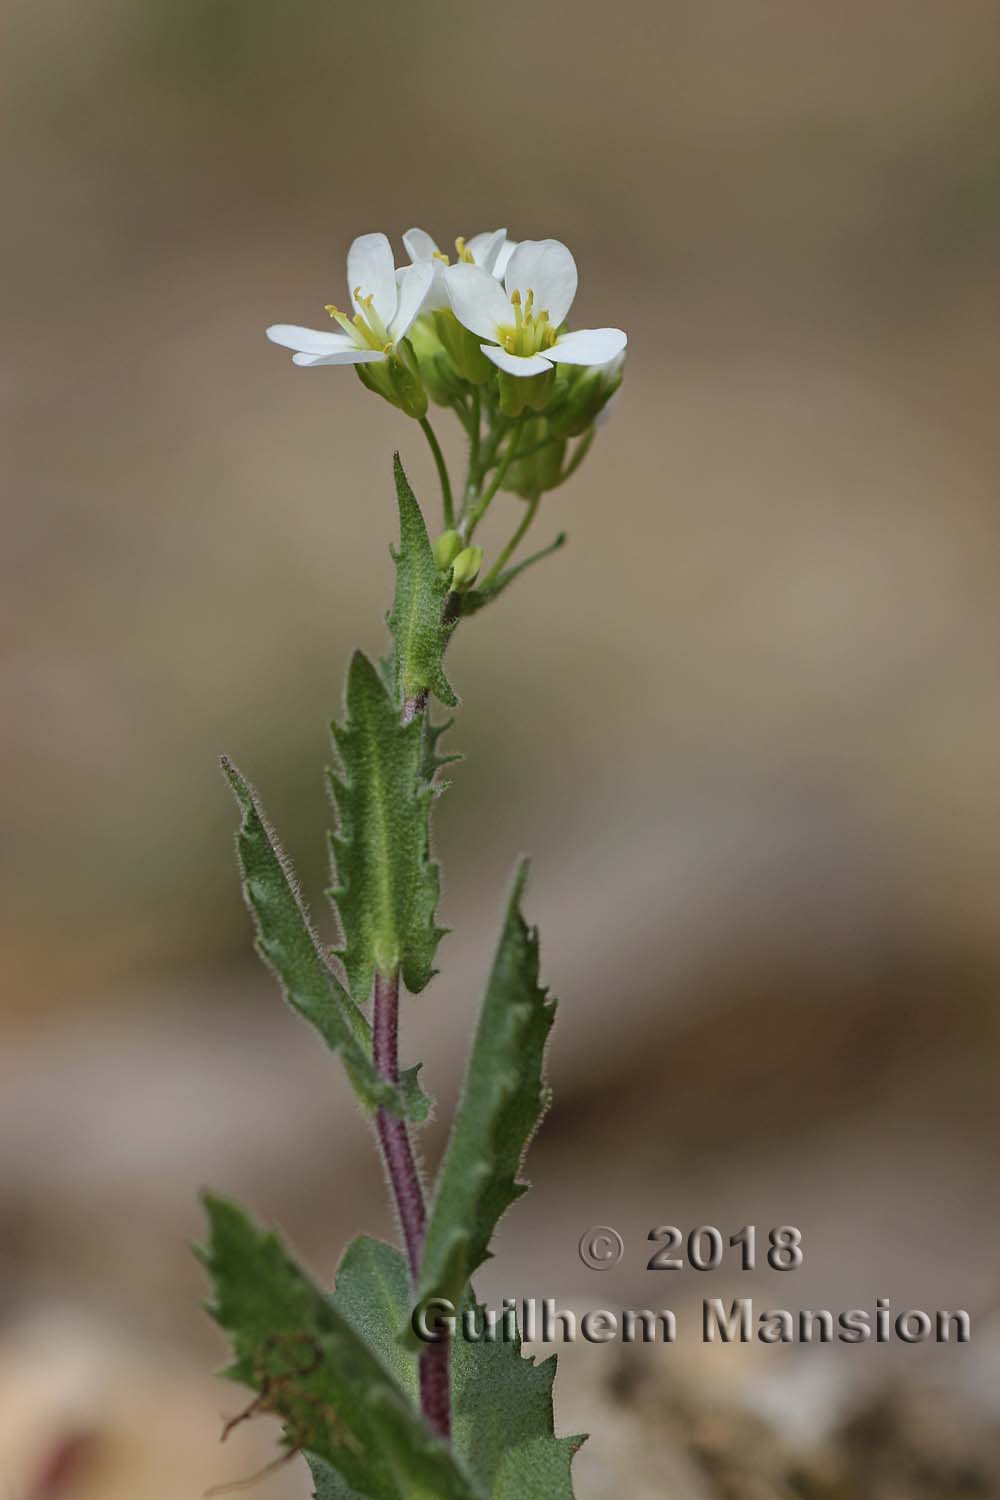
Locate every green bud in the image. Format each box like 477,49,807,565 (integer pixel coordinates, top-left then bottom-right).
449,545,483,592
433,529,462,570
433,310,494,385
549,354,624,438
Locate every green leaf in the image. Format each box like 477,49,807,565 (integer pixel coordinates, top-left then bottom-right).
492,1435,584,1498
310,1235,583,1498
222,758,428,1124
419,711,462,789
328,652,446,1002
199,1196,484,1500
414,864,556,1321
384,453,457,708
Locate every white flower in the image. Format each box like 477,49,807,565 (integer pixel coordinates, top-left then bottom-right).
444,239,627,377
401,227,513,312
266,233,433,367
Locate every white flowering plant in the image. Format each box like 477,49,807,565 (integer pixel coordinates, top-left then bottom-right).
198,227,627,1499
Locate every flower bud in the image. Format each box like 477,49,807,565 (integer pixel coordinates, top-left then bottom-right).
549,354,624,438
433,529,462,570
449,545,483,592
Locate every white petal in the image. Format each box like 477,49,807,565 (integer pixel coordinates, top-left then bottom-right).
547,327,628,366
266,324,361,354
445,263,512,341
396,260,448,313
480,344,554,377
402,227,440,263
466,228,507,273
493,239,517,279
390,262,435,341
292,347,386,366
347,232,398,325
505,240,577,328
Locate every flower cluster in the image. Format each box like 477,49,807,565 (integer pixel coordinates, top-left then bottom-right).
267,228,627,583
268,228,624,407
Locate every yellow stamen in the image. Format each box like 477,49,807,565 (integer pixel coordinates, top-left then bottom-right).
495,286,558,357
455,236,475,264
432,250,450,265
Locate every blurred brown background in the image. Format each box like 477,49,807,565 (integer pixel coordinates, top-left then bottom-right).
3,1,1000,1495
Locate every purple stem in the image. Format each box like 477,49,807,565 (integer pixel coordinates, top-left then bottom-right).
372,969,426,1277
372,969,451,1439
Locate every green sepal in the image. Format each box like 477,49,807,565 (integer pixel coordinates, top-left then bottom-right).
198,1197,484,1500
309,1235,583,1499
456,534,567,619
221,758,428,1123
328,651,447,1001
407,317,465,407
433,309,494,385
412,864,556,1326
497,368,556,417
384,454,457,709
354,346,428,421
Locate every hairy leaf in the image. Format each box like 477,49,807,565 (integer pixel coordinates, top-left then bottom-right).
385,453,456,708
492,1435,584,1498
310,1235,582,1498
328,652,446,1001
223,758,428,1123
199,1197,484,1500
419,711,462,789
414,864,556,1321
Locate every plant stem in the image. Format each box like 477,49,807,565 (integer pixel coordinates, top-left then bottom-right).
468,386,481,483
479,492,541,590
419,1341,451,1441
419,417,454,529
556,425,595,487
463,414,526,541
372,969,426,1279
372,890,452,1441
402,690,428,726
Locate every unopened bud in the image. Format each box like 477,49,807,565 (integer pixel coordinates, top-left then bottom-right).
549,353,624,437
449,545,483,592
433,529,462,570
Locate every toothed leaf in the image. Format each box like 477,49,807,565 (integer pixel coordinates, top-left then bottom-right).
493,1435,585,1498
414,865,555,1324
328,651,446,1002
199,1197,484,1500
420,712,461,788
385,453,457,708
309,1235,582,1498
223,758,428,1123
